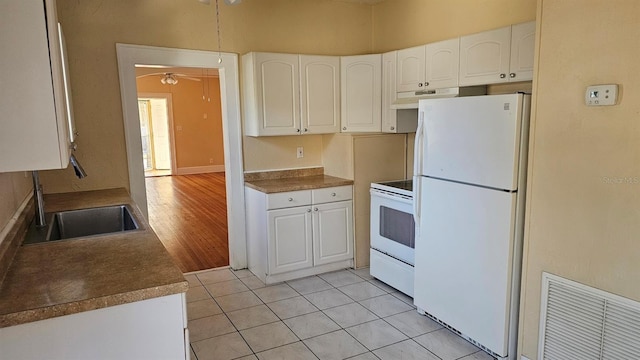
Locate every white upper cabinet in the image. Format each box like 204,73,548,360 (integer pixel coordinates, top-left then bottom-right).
509,21,536,82
341,54,382,133
459,21,536,86
396,46,426,92
300,55,341,134
459,26,512,86
425,38,460,90
381,51,398,133
0,0,73,172
243,53,340,136
397,38,460,92
243,52,301,136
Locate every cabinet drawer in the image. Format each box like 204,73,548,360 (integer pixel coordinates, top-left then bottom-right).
312,186,353,204
267,190,312,210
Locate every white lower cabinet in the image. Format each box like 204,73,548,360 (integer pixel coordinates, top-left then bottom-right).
313,201,353,266
246,185,354,284
268,206,313,274
0,293,188,360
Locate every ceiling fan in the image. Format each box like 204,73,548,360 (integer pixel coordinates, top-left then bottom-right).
136,72,201,85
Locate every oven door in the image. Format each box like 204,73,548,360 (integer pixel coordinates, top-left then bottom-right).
370,189,415,265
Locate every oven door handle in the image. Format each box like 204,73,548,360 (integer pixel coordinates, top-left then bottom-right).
370,190,413,204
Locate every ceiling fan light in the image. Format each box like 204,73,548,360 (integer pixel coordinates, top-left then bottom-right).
161,74,178,85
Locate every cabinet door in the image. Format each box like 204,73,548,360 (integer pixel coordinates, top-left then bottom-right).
340,54,381,133
267,206,313,274
300,55,340,134
509,21,536,82
245,53,300,136
312,201,353,266
381,51,397,133
425,38,460,90
0,0,70,171
396,46,426,92
459,26,511,86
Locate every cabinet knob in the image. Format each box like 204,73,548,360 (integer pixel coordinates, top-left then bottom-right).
314,208,318,212
307,209,311,213
296,129,301,133
500,73,506,79
510,73,516,78
418,82,423,87
390,126,395,131
304,128,308,132
425,81,429,87
343,127,347,131
331,193,336,197
288,198,293,202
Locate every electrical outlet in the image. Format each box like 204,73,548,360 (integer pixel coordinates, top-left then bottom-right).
296,147,304,159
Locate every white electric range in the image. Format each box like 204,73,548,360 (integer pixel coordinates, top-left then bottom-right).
369,179,415,296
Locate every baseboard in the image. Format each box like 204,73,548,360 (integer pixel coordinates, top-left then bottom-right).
176,165,224,175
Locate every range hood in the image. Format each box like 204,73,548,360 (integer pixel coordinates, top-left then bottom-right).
391,86,487,109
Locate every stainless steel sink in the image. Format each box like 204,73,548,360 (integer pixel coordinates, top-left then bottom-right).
24,205,141,245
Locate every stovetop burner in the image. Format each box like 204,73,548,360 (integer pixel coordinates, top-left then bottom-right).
371,179,413,198
378,179,413,192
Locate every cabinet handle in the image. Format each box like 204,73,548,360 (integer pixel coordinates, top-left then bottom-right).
510,73,516,78
296,129,301,133
288,198,293,202
314,208,318,212
331,193,336,197
343,127,347,131
390,126,395,131
307,209,311,213
304,128,308,132
418,82,423,87
500,73,506,79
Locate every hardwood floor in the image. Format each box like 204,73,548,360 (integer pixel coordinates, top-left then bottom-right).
146,173,229,272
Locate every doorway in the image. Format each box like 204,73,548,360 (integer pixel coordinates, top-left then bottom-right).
137,95,175,177
116,45,247,270
136,68,229,272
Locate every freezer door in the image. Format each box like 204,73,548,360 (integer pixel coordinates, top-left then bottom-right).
414,177,516,357
420,94,524,191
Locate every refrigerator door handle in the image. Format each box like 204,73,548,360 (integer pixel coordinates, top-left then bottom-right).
414,110,425,177
413,111,425,225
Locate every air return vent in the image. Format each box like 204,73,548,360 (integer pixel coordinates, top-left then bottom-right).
539,273,640,360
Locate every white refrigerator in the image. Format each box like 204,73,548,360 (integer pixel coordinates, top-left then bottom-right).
413,94,530,360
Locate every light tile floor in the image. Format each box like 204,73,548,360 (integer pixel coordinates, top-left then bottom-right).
185,268,494,360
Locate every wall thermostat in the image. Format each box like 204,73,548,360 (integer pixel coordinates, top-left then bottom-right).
585,84,618,106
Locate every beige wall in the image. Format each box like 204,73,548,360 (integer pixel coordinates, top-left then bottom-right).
136,75,224,169
40,0,373,192
0,173,31,232
519,0,640,358
372,0,536,52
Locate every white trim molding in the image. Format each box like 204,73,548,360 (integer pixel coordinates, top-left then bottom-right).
116,44,247,269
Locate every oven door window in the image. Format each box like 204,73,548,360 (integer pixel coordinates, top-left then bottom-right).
379,206,415,249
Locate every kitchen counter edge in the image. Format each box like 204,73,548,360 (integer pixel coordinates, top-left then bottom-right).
245,174,354,194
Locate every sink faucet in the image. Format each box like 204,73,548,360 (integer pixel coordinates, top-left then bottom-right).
32,153,87,227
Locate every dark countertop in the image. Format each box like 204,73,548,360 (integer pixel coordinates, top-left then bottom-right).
0,188,187,328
